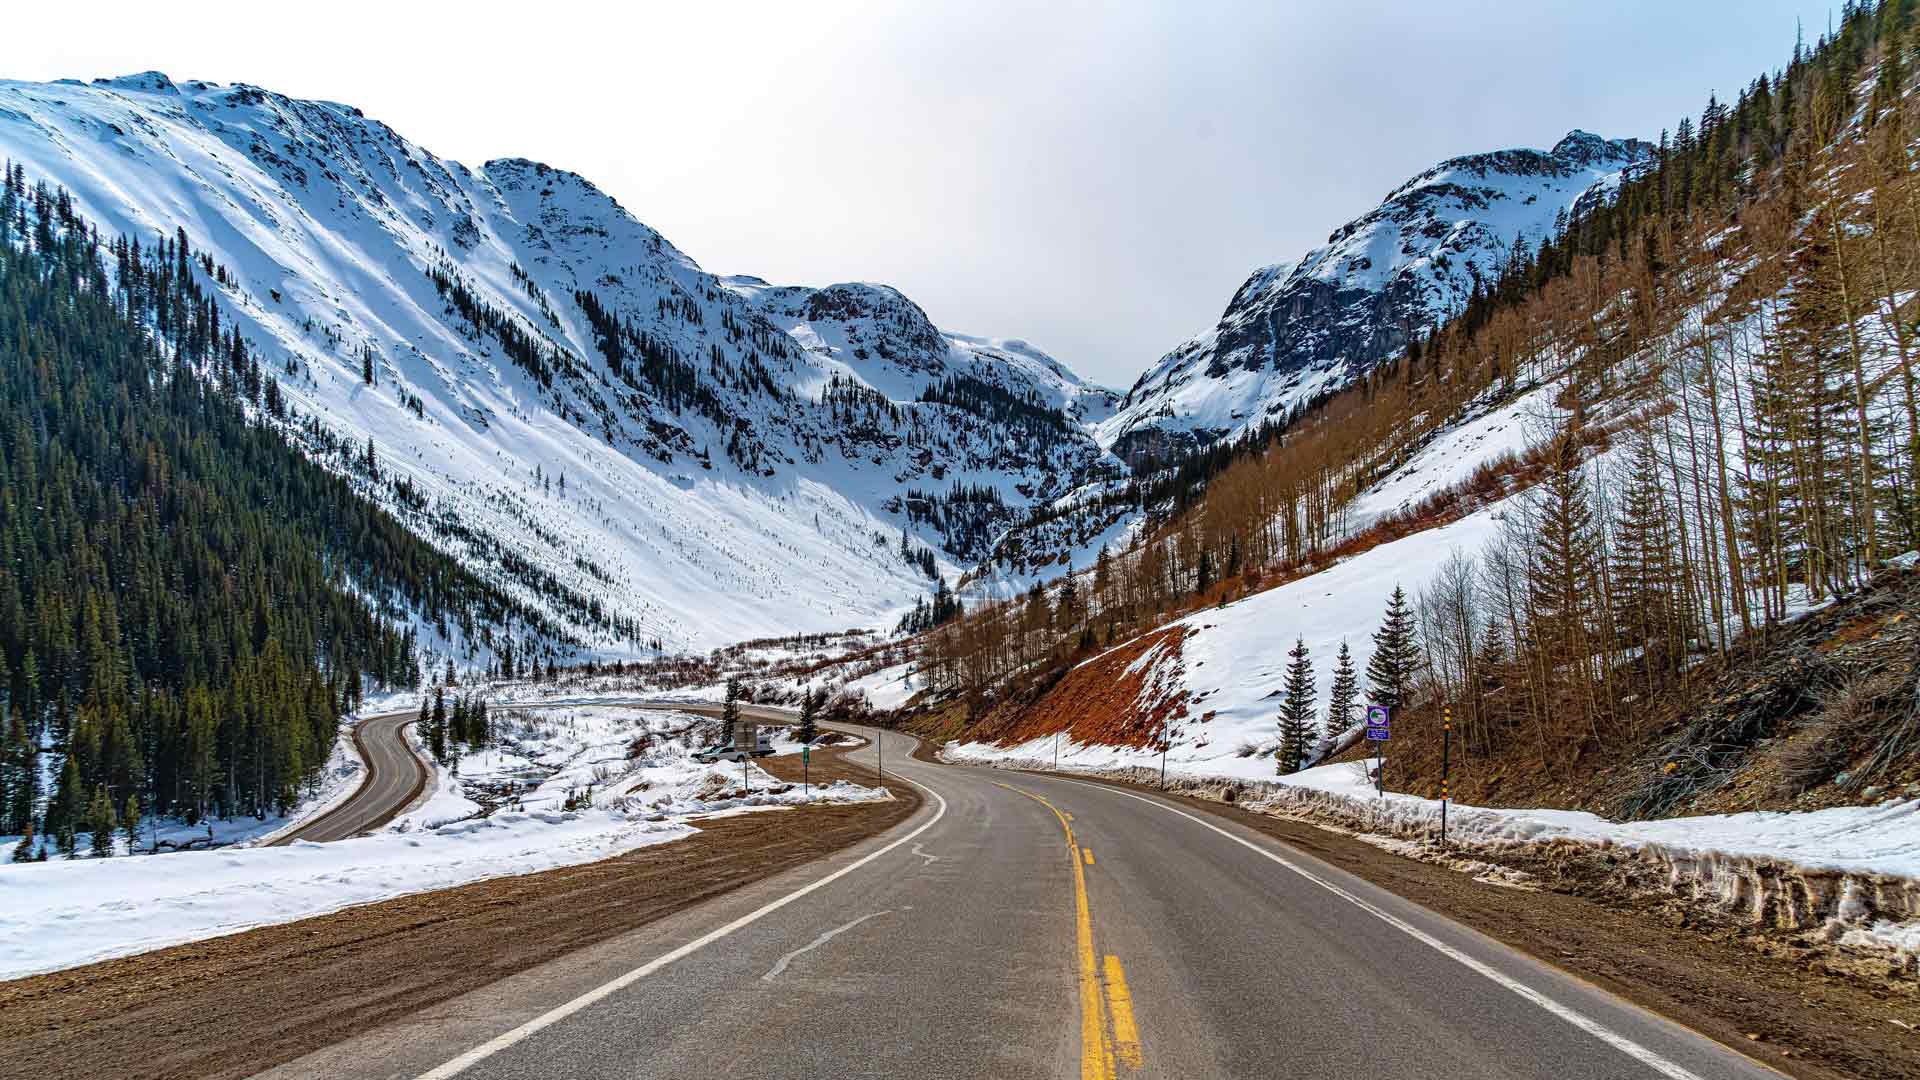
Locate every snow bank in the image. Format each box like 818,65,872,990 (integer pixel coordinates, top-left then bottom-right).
943,737,1920,955
1240,763,1920,944
0,704,887,979
0,809,694,979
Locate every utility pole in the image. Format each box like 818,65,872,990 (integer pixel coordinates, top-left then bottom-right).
1440,704,1451,845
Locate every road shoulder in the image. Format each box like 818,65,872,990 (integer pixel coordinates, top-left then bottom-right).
0,744,920,1080
1046,769,1918,1080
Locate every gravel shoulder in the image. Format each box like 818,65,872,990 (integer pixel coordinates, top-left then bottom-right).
0,741,915,1080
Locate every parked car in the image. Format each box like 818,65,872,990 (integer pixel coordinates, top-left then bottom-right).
693,729,775,763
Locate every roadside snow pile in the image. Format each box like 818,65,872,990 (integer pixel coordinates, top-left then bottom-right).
1242,762,1920,955
944,734,1920,956
0,705,885,978
0,807,694,979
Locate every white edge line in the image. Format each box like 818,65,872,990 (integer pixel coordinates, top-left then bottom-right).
414,742,945,1080
1049,777,1709,1080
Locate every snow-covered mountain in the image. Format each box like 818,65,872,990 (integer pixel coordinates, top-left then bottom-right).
0,72,1117,650
1100,130,1652,462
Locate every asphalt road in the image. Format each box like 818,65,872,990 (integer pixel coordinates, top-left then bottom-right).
261,722,1778,1080
267,711,430,845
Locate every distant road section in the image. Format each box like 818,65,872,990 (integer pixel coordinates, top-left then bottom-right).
268,712,431,845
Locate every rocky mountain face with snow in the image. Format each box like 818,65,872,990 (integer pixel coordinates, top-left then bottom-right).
0,72,1117,650
1100,130,1652,464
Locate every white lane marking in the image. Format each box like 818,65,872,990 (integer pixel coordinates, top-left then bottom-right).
910,843,939,864
1051,779,1710,1080
761,911,892,982
414,762,946,1079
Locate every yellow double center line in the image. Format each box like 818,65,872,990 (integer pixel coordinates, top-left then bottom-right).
996,783,1142,1078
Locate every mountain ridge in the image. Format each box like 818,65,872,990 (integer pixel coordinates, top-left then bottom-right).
0,70,1118,651
1099,128,1652,463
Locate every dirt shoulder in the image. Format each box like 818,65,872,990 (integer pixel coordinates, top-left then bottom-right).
0,744,917,1080
1057,771,1920,1080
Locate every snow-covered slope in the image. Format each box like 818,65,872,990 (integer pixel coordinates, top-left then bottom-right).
0,72,1117,650
1101,131,1651,462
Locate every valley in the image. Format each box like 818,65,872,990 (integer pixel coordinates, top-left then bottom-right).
5,3,1920,1078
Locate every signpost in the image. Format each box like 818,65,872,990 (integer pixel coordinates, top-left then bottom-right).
802,742,810,798
1365,704,1390,796
1440,705,1452,845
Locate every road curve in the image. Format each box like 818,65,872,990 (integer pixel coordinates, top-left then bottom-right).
261,722,1777,1080
267,698,758,849
267,711,431,845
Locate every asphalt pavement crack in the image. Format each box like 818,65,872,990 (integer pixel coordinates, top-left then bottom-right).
760,911,893,982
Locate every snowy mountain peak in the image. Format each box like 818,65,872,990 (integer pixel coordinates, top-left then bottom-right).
92,71,181,94
1550,128,1647,166
0,71,1114,649
1100,131,1649,462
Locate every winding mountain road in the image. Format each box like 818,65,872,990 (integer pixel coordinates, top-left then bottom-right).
261,722,1776,1080
267,711,431,845
265,698,767,848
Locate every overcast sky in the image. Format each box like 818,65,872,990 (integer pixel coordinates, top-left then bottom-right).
2,1,1822,387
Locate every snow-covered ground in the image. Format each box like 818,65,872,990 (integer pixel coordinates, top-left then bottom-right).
941,497,1513,784
0,705,885,979
843,661,923,710
1344,380,1559,526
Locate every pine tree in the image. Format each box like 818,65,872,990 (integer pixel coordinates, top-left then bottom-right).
48,754,82,857
1610,433,1684,676
0,705,32,835
1529,445,1605,661
1277,637,1316,775
1326,641,1359,744
429,688,449,764
797,688,819,745
88,786,116,857
721,677,742,745
1366,586,1420,713
121,793,141,856
11,823,33,864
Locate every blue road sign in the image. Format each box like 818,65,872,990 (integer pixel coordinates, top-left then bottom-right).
1365,704,1391,741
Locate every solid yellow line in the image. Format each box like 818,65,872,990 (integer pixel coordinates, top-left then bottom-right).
996,783,1112,1080
1084,848,1095,866
1103,954,1143,1068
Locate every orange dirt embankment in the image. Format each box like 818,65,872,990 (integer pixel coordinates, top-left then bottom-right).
969,625,1193,750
